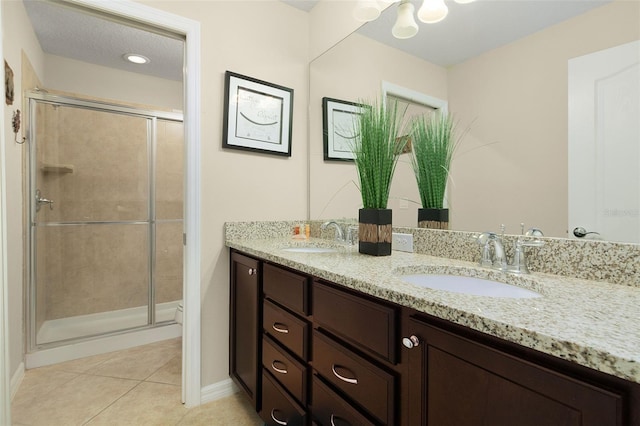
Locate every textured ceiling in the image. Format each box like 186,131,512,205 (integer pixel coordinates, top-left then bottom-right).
358,0,611,67
23,0,184,81
23,0,610,82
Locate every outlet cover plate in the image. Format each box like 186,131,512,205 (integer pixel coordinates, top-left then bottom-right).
392,232,414,253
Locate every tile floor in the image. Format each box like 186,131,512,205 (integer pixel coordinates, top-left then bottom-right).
11,338,263,425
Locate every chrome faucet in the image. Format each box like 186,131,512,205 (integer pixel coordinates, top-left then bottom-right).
477,224,545,274
507,225,545,274
477,232,507,271
320,221,344,242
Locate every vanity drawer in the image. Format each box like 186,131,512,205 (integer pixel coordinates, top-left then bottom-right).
264,298,309,360
263,335,308,406
261,371,307,426
313,280,397,364
264,263,309,315
312,330,395,425
312,375,375,426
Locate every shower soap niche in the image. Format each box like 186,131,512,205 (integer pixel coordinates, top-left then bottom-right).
41,163,74,174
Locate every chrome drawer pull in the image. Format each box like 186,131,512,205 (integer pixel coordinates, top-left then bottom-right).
272,322,289,334
271,360,288,374
331,364,358,385
271,409,287,425
331,414,350,426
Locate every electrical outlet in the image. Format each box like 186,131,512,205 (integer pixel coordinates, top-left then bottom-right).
392,232,414,253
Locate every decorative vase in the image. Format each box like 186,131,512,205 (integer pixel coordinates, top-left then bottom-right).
418,208,449,230
359,208,392,256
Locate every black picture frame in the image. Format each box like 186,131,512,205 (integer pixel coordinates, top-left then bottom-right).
223,71,293,156
322,97,365,161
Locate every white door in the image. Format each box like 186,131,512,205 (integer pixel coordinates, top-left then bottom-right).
568,40,640,243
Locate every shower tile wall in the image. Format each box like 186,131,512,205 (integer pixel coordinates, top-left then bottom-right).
156,119,184,305
34,103,183,331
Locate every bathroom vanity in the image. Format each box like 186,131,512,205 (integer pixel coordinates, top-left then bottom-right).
227,232,640,426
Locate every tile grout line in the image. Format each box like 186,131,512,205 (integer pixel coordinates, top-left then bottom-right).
80,378,146,426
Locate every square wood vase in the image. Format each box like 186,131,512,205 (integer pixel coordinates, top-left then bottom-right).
359,208,392,256
418,208,449,230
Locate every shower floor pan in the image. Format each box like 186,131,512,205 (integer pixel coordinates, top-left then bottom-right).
36,300,181,345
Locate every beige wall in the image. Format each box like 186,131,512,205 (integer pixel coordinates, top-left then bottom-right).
448,1,640,237
309,32,448,226
1,0,309,389
136,0,310,385
44,54,183,111
2,0,45,380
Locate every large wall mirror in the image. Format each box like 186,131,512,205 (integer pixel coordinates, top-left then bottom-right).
309,0,640,244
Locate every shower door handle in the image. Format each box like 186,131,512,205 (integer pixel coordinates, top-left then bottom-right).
35,189,54,212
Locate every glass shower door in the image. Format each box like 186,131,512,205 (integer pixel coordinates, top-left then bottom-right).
31,100,152,346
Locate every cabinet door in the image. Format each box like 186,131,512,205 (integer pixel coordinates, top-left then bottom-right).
405,317,623,426
229,251,261,408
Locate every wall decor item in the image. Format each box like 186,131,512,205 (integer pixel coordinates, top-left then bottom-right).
322,97,365,161
5,60,14,105
222,71,293,156
12,109,26,144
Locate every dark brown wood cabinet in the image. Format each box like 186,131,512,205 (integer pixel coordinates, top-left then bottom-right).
260,260,312,423
230,249,640,426
404,314,635,426
312,280,400,425
229,251,261,409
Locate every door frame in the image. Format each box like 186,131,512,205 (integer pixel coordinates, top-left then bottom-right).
0,0,202,417
1,2,11,422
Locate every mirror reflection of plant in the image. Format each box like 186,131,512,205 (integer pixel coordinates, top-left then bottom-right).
410,112,460,209
351,98,407,209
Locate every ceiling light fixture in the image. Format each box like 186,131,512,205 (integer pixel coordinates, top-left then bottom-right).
123,53,150,65
392,0,419,39
357,0,474,40
417,0,449,24
353,0,382,22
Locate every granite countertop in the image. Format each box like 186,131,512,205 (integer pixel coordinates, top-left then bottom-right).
226,237,640,385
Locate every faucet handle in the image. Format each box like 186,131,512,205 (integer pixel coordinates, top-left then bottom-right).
346,225,358,245
521,227,545,247
475,231,495,245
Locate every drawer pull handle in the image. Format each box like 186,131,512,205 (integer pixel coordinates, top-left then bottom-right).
331,414,350,426
271,360,288,374
270,409,288,425
331,364,358,385
247,268,257,276
272,323,289,334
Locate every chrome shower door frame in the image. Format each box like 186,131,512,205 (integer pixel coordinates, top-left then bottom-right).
26,91,183,351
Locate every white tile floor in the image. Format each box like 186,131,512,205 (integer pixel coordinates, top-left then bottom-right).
11,338,263,426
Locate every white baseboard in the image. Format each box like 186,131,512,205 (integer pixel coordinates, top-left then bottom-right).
10,362,24,401
200,378,239,405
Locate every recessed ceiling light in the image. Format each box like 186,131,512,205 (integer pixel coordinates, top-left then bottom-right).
123,53,150,65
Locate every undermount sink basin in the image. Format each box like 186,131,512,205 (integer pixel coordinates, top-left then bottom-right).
400,274,542,299
281,247,338,253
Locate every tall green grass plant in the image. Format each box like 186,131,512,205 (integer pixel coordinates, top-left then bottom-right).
410,113,459,209
352,98,407,209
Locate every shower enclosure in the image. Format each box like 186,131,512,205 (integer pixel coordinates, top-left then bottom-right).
27,92,184,350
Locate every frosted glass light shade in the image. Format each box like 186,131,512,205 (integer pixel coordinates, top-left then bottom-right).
418,0,449,24
354,0,382,22
454,0,475,3
392,1,419,39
